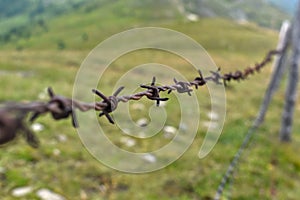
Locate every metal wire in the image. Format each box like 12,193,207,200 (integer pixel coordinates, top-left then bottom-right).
0,49,281,147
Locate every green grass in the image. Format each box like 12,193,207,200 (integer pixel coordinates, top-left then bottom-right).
0,6,300,200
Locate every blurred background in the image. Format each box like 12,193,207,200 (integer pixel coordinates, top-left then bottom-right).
0,0,299,199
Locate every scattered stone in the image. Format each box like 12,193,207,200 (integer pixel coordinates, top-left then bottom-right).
142,153,157,163
163,126,177,139
12,186,33,197
31,123,44,132
136,118,148,127
163,126,177,134
36,189,65,200
57,134,67,143
207,111,219,121
186,13,199,22
53,149,61,156
120,136,136,147
158,101,167,107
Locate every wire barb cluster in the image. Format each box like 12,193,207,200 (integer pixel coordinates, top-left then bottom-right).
0,49,281,147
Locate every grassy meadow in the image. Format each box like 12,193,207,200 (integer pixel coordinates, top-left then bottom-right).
0,2,300,199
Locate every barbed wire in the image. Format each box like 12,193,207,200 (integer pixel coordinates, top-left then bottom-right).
0,49,281,147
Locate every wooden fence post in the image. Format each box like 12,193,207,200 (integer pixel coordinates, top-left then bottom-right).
279,1,300,142
254,21,291,127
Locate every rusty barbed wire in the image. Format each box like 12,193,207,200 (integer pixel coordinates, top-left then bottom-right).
0,49,281,147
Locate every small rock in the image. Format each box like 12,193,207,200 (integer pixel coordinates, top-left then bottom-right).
158,101,167,107
36,188,65,200
136,118,148,127
187,13,199,22
12,186,33,197
163,126,177,135
53,149,61,156
31,123,44,132
142,153,157,163
120,137,136,147
207,111,219,121
57,134,67,143
163,126,177,139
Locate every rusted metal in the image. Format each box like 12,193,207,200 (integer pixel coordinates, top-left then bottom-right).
0,49,281,147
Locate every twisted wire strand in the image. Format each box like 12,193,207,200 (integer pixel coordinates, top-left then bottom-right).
0,49,281,147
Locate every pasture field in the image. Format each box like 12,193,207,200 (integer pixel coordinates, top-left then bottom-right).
0,13,300,200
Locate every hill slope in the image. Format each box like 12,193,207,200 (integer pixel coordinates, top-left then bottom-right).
0,0,292,49
1,1,300,200
179,0,291,28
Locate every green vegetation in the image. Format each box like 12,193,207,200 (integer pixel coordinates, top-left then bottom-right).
0,1,300,199
0,0,292,48
183,0,291,28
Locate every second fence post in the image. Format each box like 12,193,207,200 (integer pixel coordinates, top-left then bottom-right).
279,1,300,142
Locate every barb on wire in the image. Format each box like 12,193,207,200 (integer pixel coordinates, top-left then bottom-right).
140,77,169,106
0,49,281,147
92,86,124,124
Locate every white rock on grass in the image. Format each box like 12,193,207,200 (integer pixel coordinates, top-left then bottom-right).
120,136,136,147
36,189,65,200
158,101,167,107
163,125,177,139
57,134,67,143
136,118,148,127
207,111,219,121
31,123,44,132
142,153,157,163
12,186,33,197
163,126,177,134
52,149,61,156
186,13,199,22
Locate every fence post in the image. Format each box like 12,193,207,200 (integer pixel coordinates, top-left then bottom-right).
254,22,291,126
279,1,300,142
272,21,291,91
214,20,292,200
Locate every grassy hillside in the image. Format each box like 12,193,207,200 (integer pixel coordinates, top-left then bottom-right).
0,1,300,200
182,0,291,28
0,0,292,49
1,0,183,50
